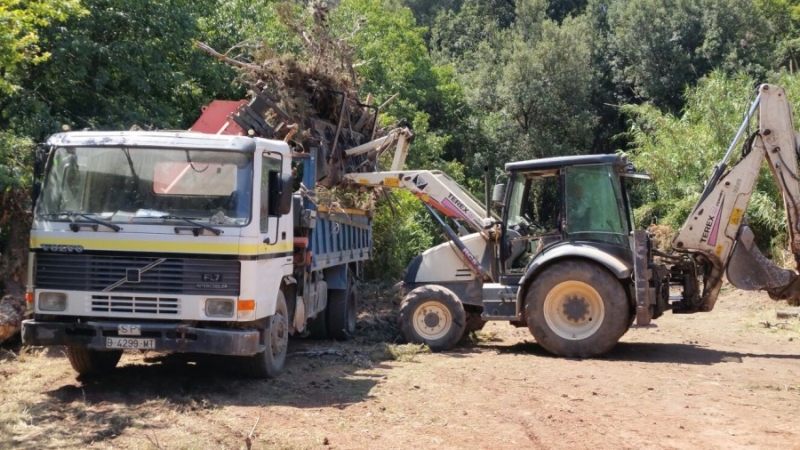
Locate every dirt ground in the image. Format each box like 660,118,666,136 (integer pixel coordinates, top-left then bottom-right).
1,287,798,450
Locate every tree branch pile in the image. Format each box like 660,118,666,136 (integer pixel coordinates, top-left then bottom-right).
196,1,400,192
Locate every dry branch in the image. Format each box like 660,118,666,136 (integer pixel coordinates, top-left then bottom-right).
196,1,404,195
194,41,263,72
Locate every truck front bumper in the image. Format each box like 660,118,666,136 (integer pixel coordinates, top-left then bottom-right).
21,319,262,356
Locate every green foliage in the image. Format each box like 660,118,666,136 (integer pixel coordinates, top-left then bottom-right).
0,131,33,192
0,0,86,95
365,190,435,281
609,0,772,111
1,0,240,140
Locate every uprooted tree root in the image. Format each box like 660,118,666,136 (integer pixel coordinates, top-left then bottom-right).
196,1,399,197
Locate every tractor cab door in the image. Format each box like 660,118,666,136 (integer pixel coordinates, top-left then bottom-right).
564,164,629,245
501,169,563,275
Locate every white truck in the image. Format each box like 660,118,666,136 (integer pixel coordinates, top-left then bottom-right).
21,99,396,377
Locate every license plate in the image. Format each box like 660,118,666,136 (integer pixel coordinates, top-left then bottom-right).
106,337,155,349
118,324,141,336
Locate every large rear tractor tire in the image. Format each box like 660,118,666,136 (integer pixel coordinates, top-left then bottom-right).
399,285,466,351
327,282,357,340
66,347,123,376
241,291,289,378
524,260,630,358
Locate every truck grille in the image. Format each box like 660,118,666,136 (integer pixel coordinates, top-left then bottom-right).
91,295,179,315
35,254,240,296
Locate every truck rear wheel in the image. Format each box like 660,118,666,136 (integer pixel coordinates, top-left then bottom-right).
399,285,466,351
524,260,629,358
241,291,289,378
327,282,357,340
66,347,122,376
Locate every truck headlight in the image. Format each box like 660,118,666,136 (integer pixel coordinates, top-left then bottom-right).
39,292,67,311
205,299,235,317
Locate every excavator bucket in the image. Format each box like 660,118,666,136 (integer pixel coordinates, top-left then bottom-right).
726,226,800,303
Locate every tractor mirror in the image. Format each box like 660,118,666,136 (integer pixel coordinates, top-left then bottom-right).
491,183,505,205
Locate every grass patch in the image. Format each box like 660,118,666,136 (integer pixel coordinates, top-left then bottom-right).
464,330,499,345
371,343,430,362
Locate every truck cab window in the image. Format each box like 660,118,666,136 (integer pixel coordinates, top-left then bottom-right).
260,156,282,233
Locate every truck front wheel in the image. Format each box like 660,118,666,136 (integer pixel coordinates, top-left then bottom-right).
66,347,122,376
524,260,629,358
242,291,289,378
399,285,466,351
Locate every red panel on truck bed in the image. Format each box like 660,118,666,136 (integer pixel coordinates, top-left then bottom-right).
190,100,248,135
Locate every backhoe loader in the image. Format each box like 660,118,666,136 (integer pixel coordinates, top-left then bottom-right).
346,83,800,357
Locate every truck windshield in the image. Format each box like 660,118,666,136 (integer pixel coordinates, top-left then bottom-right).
36,147,253,226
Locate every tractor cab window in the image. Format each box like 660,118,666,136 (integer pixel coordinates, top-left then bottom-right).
565,165,628,244
503,170,562,273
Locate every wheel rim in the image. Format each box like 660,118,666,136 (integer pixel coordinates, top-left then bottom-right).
543,280,605,340
270,304,288,358
413,301,452,340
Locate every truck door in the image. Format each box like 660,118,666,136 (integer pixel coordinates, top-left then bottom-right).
260,155,284,245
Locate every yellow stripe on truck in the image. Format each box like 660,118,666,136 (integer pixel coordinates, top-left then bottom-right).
29,236,293,256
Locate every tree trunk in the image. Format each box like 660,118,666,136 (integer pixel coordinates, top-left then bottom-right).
0,189,32,344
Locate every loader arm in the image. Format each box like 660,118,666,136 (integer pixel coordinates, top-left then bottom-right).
343,170,492,233
672,84,800,310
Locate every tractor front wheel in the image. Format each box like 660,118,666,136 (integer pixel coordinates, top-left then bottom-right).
399,285,466,351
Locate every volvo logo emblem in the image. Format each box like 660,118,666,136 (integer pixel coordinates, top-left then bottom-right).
41,244,84,253
103,258,166,292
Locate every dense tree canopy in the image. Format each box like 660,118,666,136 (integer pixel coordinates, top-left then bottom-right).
3,0,800,279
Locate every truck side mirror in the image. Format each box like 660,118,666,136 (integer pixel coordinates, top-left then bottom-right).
279,173,293,215
491,183,505,205
31,181,42,209
267,172,294,216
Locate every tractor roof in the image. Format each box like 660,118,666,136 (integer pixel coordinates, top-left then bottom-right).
505,154,626,172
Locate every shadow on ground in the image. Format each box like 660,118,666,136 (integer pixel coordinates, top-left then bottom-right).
477,340,800,365
2,335,391,449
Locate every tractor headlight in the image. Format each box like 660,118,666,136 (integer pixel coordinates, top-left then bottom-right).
38,292,67,311
205,298,235,317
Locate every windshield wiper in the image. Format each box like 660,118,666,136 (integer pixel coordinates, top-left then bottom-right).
39,211,121,232
159,215,222,236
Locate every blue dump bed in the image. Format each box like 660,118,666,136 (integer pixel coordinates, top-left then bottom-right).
297,150,373,274
310,208,372,271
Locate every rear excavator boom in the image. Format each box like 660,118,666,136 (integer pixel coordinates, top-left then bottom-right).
673,84,800,310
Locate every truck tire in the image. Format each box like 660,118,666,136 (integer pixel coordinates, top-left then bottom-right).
65,347,122,376
327,282,357,340
524,260,629,358
399,285,466,352
305,312,328,339
241,291,289,378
